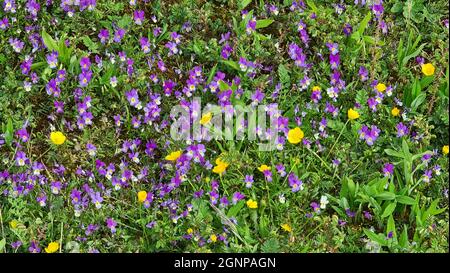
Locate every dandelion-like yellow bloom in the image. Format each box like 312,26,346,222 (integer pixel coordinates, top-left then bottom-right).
187,228,193,234
312,86,321,91
50,131,66,145
200,112,212,125
281,223,292,233
45,242,59,253
391,107,400,117
210,234,217,243
347,108,360,120
165,150,182,161
137,191,147,203
443,145,449,155
257,164,271,172
376,83,386,92
422,63,435,76
287,127,304,144
246,199,258,209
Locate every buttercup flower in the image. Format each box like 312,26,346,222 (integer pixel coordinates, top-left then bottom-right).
212,158,229,174
200,112,212,125
287,127,304,144
50,131,66,145
257,164,271,172
165,150,182,161
246,199,258,209
422,63,435,76
137,191,147,203
347,108,360,120
443,145,449,155
376,83,386,92
45,242,59,253
391,107,400,117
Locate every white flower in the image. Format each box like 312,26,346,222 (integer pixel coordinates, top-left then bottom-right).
320,195,329,209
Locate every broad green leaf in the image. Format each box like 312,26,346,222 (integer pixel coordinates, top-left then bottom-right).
381,201,397,218
41,30,58,52
358,12,372,35
386,214,397,238
363,229,387,246
399,225,409,248
396,195,416,205
227,200,245,217
221,60,240,71
256,19,274,29
218,80,231,92
375,192,397,201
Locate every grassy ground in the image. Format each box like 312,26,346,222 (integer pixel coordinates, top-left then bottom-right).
0,0,448,253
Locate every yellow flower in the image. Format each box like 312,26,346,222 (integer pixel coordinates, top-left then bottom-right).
210,234,217,243
9,220,18,229
391,107,400,117
422,63,435,76
312,86,321,91
200,112,212,125
347,108,360,120
443,145,449,155
376,83,386,92
165,150,182,161
137,191,147,203
246,199,258,209
257,164,271,172
187,228,193,234
215,158,228,167
287,127,304,144
212,163,227,174
212,158,229,175
45,242,59,253
50,131,66,145
281,223,292,233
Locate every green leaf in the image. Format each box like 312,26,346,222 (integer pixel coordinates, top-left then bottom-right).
410,92,426,112
218,80,231,92
256,19,274,29
227,200,245,217
396,195,416,205
221,60,240,71
399,225,409,248
82,36,99,53
5,117,13,145
381,202,397,218
239,0,252,10
386,214,397,238
420,75,434,90
375,192,397,201
118,15,132,29
0,238,5,252
278,64,290,88
384,148,404,158
391,2,403,13
306,0,319,14
261,238,280,253
41,30,58,52
363,229,387,246
358,12,372,35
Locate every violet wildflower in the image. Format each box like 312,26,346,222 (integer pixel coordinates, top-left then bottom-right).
382,163,394,177
106,218,117,233
288,172,303,192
